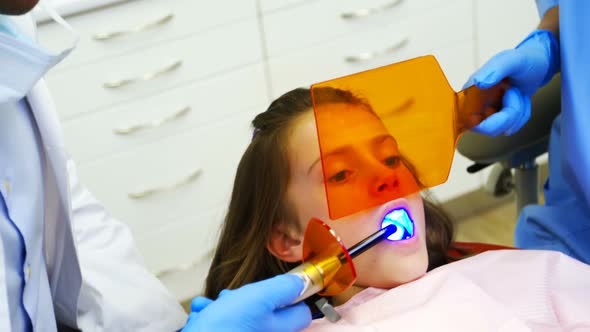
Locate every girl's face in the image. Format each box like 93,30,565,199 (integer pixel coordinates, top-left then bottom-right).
284,105,428,289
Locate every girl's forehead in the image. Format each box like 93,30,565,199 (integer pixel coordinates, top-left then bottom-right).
287,113,320,164
288,111,317,145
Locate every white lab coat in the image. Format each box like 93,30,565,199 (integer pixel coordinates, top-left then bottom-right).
0,14,188,332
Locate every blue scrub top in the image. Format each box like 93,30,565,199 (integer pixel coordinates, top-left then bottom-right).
559,0,590,207
516,0,590,264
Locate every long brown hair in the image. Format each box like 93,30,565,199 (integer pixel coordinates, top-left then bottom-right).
205,87,454,299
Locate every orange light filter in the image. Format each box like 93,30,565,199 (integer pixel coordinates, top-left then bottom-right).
302,218,357,296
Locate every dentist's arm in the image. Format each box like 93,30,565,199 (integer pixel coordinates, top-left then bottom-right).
182,274,312,332
64,157,187,331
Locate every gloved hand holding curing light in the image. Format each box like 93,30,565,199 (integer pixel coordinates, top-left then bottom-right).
181,274,312,332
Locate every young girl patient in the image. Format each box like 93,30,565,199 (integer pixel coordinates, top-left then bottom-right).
206,87,590,331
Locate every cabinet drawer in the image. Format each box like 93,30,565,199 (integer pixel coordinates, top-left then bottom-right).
267,2,474,98
37,0,257,71
46,18,262,120
135,207,225,288
63,64,267,164
76,107,260,238
263,0,450,57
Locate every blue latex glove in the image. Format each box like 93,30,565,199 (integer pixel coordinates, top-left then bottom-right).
181,274,312,332
463,29,559,136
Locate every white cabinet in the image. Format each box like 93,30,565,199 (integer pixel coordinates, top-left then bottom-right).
37,0,258,71
47,19,262,120
266,0,473,96
262,0,448,58
62,65,266,163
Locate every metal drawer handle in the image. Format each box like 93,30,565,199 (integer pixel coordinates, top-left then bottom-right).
128,168,202,199
103,59,182,89
341,0,403,20
114,106,191,135
156,248,214,279
93,13,174,41
344,38,409,63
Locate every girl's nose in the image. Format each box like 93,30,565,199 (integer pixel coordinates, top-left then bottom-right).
370,168,400,196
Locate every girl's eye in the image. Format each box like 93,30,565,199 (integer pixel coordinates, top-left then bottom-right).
384,156,400,167
329,170,351,183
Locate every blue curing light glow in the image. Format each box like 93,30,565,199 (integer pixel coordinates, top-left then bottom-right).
381,208,415,241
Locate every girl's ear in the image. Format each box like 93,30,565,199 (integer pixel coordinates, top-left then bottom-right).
267,223,303,262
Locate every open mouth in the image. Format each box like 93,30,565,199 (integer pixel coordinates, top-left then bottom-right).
380,208,415,241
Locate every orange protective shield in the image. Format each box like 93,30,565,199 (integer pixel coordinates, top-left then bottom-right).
302,218,356,296
311,55,508,219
